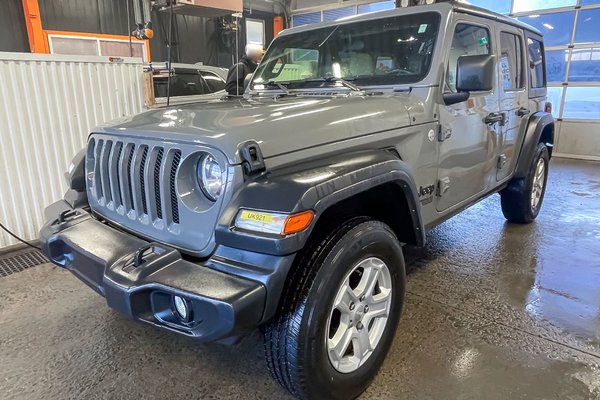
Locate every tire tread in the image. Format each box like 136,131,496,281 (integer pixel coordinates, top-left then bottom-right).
263,217,374,399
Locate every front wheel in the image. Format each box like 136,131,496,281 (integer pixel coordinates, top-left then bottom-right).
500,143,550,223
263,218,405,400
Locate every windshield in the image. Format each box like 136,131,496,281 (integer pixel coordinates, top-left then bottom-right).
252,12,440,90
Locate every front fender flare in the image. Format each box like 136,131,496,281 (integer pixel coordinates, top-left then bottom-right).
215,150,425,256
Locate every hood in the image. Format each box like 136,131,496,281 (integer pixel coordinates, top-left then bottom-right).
97,94,419,165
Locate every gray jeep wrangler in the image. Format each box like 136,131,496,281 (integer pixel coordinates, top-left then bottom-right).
41,2,554,399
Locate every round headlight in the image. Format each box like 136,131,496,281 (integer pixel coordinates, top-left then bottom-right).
197,153,224,201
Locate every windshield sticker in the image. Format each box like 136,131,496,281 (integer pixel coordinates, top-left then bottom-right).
479,37,488,46
418,24,428,34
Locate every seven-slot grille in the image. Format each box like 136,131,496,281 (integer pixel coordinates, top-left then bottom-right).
88,138,182,225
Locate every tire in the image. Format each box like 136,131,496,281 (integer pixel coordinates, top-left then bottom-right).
263,217,405,400
500,142,550,223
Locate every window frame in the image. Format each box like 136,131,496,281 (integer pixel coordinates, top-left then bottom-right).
525,33,548,98
499,30,526,92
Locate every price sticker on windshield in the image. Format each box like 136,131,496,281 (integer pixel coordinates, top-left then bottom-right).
418,24,428,34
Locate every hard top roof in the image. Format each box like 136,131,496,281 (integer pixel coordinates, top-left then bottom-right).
280,1,542,38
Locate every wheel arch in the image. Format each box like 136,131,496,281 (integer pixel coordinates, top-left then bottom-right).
514,112,555,178
310,179,425,249
215,149,426,256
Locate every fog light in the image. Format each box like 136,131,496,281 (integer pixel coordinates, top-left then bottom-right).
173,295,189,321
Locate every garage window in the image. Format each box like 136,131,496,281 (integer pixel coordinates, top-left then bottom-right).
246,19,265,48
568,48,600,82
47,33,147,61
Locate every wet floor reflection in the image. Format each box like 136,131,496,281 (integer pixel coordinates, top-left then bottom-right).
404,159,600,354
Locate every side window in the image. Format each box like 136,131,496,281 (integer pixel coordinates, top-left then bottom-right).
499,32,525,90
201,71,226,93
447,24,491,92
153,71,208,98
527,38,546,88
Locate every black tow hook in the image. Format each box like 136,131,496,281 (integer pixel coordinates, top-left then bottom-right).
133,244,155,267
54,209,83,225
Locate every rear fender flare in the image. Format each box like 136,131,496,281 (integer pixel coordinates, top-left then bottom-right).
514,112,555,179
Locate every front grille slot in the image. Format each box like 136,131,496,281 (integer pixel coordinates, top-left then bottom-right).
153,148,164,220
139,146,149,215
88,139,182,226
170,150,181,224
126,144,136,210
111,141,124,208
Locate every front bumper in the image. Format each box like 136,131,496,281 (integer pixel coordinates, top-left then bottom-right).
40,201,270,342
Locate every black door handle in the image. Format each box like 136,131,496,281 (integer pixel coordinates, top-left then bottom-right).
485,112,505,125
517,107,530,117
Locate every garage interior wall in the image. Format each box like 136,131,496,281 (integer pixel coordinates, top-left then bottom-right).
0,1,278,250
0,1,30,52
12,0,277,67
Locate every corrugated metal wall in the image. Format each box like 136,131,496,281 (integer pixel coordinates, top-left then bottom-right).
0,52,144,249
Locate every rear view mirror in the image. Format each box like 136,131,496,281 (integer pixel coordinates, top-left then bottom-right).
456,54,495,93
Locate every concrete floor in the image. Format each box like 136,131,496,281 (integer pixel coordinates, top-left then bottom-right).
1,158,600,400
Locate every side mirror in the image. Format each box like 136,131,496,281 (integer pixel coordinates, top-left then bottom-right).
443,92,470,106
456,54,495,92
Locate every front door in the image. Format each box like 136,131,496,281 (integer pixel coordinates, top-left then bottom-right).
436,20,500,212
496,27,529,181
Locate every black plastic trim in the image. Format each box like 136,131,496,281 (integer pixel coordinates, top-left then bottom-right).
39,201,279,342
513,112,555,178
215,150,425,255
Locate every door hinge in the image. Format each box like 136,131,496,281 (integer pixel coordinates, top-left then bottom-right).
438,125,452,142
437,177,451,197
497,154,508,170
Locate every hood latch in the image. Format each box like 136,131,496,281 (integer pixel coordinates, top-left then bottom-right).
239,141,266,177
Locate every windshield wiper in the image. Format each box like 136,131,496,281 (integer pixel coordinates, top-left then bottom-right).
304,77,362,92
265,81,293,95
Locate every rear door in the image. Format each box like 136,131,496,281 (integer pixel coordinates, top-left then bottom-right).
496,26,528,181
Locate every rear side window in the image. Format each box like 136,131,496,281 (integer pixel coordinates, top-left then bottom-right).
527,38,546,88
499,32,525,90
201,71,226,93
154,71,208,98
447,24,491,92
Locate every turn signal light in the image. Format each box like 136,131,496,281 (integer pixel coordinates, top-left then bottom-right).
283,211,315,235
235,209,314,235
